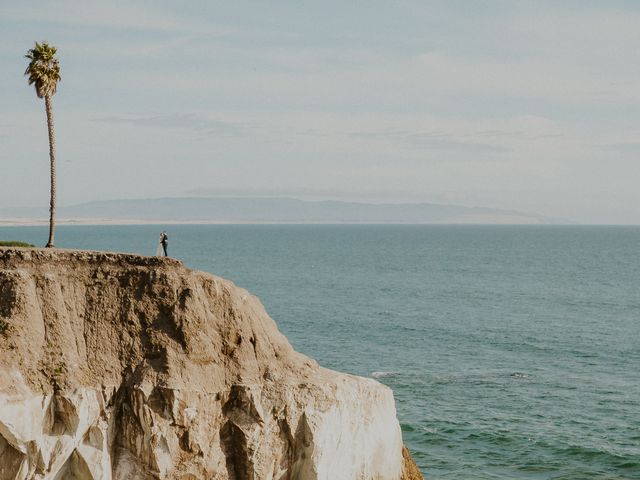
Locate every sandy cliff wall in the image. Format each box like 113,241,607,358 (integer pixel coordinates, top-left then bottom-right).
0,248,422,479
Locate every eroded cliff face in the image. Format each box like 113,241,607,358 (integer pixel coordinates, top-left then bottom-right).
0,248,422,480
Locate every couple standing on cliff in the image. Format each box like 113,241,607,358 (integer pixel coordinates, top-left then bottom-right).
156,231,169,257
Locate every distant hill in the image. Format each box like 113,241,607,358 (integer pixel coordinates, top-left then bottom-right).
0,197,566,224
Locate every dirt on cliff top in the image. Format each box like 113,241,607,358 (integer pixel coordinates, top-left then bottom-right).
0,246,316,394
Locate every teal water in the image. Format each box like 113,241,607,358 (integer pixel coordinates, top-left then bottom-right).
1,225,639,479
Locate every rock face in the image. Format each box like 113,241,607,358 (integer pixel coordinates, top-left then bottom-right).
0,248,422,480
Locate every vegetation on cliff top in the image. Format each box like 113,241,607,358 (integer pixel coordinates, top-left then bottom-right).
0,241,35,247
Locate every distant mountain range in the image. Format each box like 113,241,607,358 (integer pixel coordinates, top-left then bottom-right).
0,197,567,224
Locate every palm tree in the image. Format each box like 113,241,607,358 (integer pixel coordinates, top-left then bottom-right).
25,41,61,248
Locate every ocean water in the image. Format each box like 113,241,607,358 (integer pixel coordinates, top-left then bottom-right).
1,225,639,479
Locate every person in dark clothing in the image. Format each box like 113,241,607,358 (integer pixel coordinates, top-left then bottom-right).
160,231,168,257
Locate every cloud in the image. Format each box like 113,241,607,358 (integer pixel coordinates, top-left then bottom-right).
91,113,249,136
0,0,236,35
348,128,509,154
598,142,640,154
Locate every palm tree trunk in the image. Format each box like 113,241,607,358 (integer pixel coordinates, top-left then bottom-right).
44,95,56,248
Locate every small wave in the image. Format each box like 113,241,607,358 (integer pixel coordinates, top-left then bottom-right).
465,431,516,446
510,372,530,379
561,444,632,464
371,371,400,379
400,423,415,432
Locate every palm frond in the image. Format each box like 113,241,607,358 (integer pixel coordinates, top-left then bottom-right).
24,41,61,98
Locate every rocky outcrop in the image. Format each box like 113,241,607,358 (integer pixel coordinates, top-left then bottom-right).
0,248,422,479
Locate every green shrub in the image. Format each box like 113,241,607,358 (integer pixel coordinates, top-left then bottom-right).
0,241,35,247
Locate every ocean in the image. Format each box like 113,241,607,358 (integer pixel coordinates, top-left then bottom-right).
1,224,639,479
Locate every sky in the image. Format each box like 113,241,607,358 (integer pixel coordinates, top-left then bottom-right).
1,0,640,223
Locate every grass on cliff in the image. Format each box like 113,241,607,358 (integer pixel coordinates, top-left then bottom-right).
0,240,35,247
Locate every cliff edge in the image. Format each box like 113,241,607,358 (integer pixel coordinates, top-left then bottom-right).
0,248,422,479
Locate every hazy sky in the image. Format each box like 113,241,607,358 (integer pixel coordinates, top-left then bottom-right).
1,0,640,223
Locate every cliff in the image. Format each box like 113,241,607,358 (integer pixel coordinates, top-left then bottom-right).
0,247,422,479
